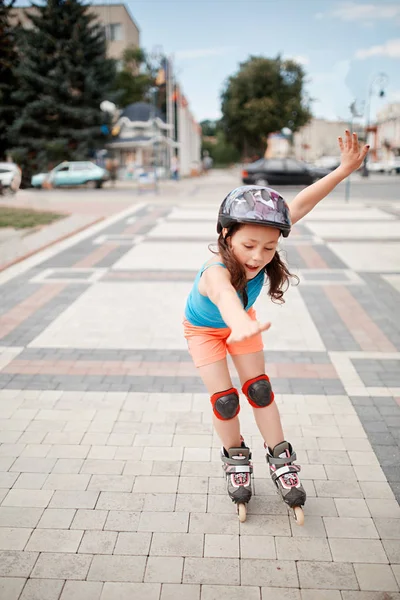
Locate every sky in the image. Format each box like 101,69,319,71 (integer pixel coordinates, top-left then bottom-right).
121,0,400,125
16,0,400,125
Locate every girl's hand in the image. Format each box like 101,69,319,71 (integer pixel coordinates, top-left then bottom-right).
227,319,271,344
338,130,369,176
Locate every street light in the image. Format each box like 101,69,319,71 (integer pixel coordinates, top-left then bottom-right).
361,72,389,177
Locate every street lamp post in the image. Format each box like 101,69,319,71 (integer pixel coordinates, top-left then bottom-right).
345,100,363,203
361,72,389,177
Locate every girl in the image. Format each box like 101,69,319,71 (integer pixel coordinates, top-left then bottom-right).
183,131,369,523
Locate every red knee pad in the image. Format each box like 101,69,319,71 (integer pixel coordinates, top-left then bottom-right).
211,387,240,420
242,374,274,408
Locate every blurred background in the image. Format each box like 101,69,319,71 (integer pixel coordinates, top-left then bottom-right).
0,0,399,195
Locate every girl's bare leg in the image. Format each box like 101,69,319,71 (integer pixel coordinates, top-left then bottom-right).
231,351,284,449
197,359,242,450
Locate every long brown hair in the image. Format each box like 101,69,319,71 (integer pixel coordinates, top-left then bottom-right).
210,222,299,305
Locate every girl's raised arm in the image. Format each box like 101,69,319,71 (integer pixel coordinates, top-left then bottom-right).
289,131,369,225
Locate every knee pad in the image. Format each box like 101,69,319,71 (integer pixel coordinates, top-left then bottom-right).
211,387,240,420
242,374,274,408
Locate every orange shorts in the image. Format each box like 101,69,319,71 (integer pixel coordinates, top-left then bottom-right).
183,307,264,368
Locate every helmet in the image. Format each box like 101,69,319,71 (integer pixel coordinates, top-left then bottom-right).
217,185,291,237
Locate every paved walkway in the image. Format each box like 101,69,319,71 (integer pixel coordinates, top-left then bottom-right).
0,170,400,599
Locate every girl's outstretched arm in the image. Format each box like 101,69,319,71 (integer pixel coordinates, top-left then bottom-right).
203,266,271,343
289,131,369,225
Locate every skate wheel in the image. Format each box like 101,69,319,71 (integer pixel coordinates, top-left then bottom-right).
237,503,247,522
293,506,304,526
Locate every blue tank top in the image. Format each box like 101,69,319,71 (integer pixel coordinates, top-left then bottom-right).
185,261,265,328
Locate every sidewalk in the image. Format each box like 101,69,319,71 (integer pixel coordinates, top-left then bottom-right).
0,170,399,599
0,175,190,271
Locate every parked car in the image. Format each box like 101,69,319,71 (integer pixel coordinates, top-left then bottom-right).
31,161,109,189
314,156,341,171
241,158,331,186
367,161,390,174
0,162,22,195
388,157,400,174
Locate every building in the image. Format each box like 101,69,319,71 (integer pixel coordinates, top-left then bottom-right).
106,101,177,177
293,118,364,163
376,102,400,160
10,3,140,62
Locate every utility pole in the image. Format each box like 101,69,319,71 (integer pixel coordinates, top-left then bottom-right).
361,72,389,177
345,100,363,203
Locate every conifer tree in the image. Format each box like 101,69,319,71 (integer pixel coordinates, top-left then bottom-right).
9,0,116,181
0,0,19,160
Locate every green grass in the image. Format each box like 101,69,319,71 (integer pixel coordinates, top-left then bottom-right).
0,206,65,229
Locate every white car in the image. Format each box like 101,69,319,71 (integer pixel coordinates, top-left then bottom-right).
0,162,21,194
387,157,400,174
367,161,391,174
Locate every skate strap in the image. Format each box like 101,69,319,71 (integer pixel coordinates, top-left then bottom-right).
268,451,296,467
225,464,252,474
271,464,300,481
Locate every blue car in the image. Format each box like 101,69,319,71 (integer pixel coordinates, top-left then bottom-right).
31,161,109,189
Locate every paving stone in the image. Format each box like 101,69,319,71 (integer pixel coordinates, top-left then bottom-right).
88,475,134,492
289,516,327,538
372,518,400,539
0,506,43,528
144,556,183,583
143,493,177,511
60,581,103,600
2,489,53,508
329,538,389,563
299,592,341,600
354,563,399,591
96,492,145,511
183,557,239,585
25,528,84,553
0,577,26,600
175,493,207,513
204,534,239,558
100,582,160,600
178,476,208,494
150,532,203,557
202,585,261,599
138,511,188,533
334,499,371,518
241,558,298,587
87,554,146,582
383,539,400,563
297,561,358,589
341,592,400,600
13,473,48,489
31,552,92,579
261,589,301,600
104,511,140,532
78,530,117,554
0,550,39,577
49,490,99,509
275,536,331,561
323,517,379,538
71,509,108,530
19,578,64,600
113,532,152,555
160,583,200,600
0,527,33,550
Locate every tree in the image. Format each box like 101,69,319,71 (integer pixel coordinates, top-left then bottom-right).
9,0,116,183
0,0,19,161
113,46,157,108
202,131,240,167
221,56,312,158
200,119,219,137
